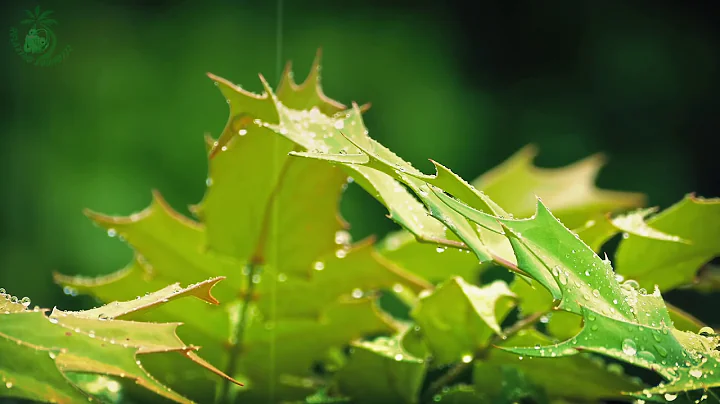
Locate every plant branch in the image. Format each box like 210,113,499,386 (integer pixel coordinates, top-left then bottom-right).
419,311,548,404
218,262,259,404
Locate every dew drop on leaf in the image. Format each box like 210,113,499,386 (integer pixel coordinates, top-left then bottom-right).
637,350,655,362
5,381,12,389
461,354,473,363
698,326,715,336
663,393,677,401
654,344,668,357
394,354,403,361
313,261,325,271
621,339,637,356
351,289,363,298
107,228,117,237
689,368,703,378
592,289,600,298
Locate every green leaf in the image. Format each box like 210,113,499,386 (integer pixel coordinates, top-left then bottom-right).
55,52,429,403
336,332,426,404
0,281,239,404
614,195,720,291
470,145,645,229
437,194,720,396
377,229,482,284
474,329,643,402
410,278,516,366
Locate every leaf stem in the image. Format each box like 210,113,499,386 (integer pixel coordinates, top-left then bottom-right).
218,262,259,404
419,311,548,403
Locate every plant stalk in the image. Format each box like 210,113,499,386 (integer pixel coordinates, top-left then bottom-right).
218,262,259,404
420,311,548,403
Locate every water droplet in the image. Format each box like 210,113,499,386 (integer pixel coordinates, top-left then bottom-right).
558,272,568,285
335,249,347,259
689,368,703,378
585,270,591,276
277,273,287,282
664,393,677,401
638,350,655,362
5,381,12,389
699,326,715,336
335,230,352,245
49,352,57,359
622,339,637,356
351,289,363,298
334,120,345,130
654,345,668,357
313,261,325,271
107,228,117,237
238,129,247,136
20,297,31,307
592,289,600,298
392,284,404,293
461,354,473,363
436,246,446,253
49,317,59,324
534,344,541,350
551,266,560,277
251,274,261,284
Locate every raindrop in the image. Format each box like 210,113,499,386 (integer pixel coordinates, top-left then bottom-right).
392,284,404,293
351,289,363,298
5,381,12,389
698,326,715,337
584,270,591,276
334,121,345,130
558,273,568,285
689,368,703,378
622,232,629,239
638,350,655,362
436,246,446,253
49,317,59,324
251,274,261,284
335,249,347,259
334,230,352,245
654,345,668,357
49,352,57,359
238,129,247,136
622,339,637,356
461,354,473,363
20,297,31,307
663,393,677,401
592,289,600,298
394,354,403,361
107,228,117,237
313,261,325,271
277,273,287,282
534,344,541,350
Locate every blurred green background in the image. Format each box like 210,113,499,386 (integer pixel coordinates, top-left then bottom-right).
0,0,717,323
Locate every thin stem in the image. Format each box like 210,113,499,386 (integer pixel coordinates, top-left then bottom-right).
420,311,548,404
218,262,259,404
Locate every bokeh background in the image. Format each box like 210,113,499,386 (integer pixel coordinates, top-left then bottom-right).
0,0,718,323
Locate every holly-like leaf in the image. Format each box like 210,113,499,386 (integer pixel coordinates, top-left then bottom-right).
434,191,720,397
614,195,720,291
474,329,644,402
55,51,429,403
410,278,516,366
336,331,426,404
470,145,645,229
0,281,238,404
